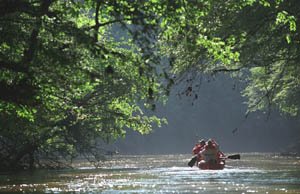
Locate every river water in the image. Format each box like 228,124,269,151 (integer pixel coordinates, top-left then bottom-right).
0,153,299,193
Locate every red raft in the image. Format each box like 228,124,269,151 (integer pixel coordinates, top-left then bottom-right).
188,154,240,169
197,159,225,170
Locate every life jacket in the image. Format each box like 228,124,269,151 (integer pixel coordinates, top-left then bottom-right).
200,144,218,161
192,144,203,155
204,144,217,150
208,140,225,158
218,151,225,158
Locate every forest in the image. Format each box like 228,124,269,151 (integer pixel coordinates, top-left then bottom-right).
0,0,299,170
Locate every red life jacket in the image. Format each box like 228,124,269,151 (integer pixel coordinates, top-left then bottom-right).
204,144,217,150
200,144,218,161
192,144,204,155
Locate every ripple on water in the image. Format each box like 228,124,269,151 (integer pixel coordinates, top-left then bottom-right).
0,153,300,193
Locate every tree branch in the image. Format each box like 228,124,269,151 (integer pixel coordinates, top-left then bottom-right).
212,67,241,73
0,60,28,73
93,0,101,42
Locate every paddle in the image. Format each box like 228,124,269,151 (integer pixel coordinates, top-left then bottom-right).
188,154,240,167
227,154,240,160
188,155,198,167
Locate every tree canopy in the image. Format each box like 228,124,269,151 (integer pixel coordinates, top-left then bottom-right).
0,0,167,170
1,0,299,170
159,0,300,116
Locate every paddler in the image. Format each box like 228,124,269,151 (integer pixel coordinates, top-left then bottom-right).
210,139,225,158
192,139,206,155
199,139,219,165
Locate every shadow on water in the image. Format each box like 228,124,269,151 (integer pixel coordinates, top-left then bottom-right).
0,153,300,193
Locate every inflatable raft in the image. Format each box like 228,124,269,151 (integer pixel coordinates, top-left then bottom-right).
188,154,240,169
197,159,225,170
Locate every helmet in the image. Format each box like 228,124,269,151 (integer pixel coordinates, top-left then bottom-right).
198,139,206,145
207,140,213,146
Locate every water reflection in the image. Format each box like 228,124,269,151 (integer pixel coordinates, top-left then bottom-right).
0,153,299,193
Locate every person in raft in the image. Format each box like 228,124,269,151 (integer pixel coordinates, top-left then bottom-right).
192,139,206,155
198,139,225,166
192,139,206,164
210,139,225,158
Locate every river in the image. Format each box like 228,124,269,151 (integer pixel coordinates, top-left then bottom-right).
0,153,299,193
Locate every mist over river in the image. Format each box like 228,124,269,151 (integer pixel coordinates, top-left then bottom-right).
0,153,299,193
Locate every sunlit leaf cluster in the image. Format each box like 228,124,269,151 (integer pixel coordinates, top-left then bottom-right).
158,0,300,116
0,0,166,170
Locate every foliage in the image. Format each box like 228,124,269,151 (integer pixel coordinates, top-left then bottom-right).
158,0,300,116
0,0,166,170
1,0,300,170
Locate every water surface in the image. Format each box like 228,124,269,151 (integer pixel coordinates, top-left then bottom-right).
0,153,299,193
